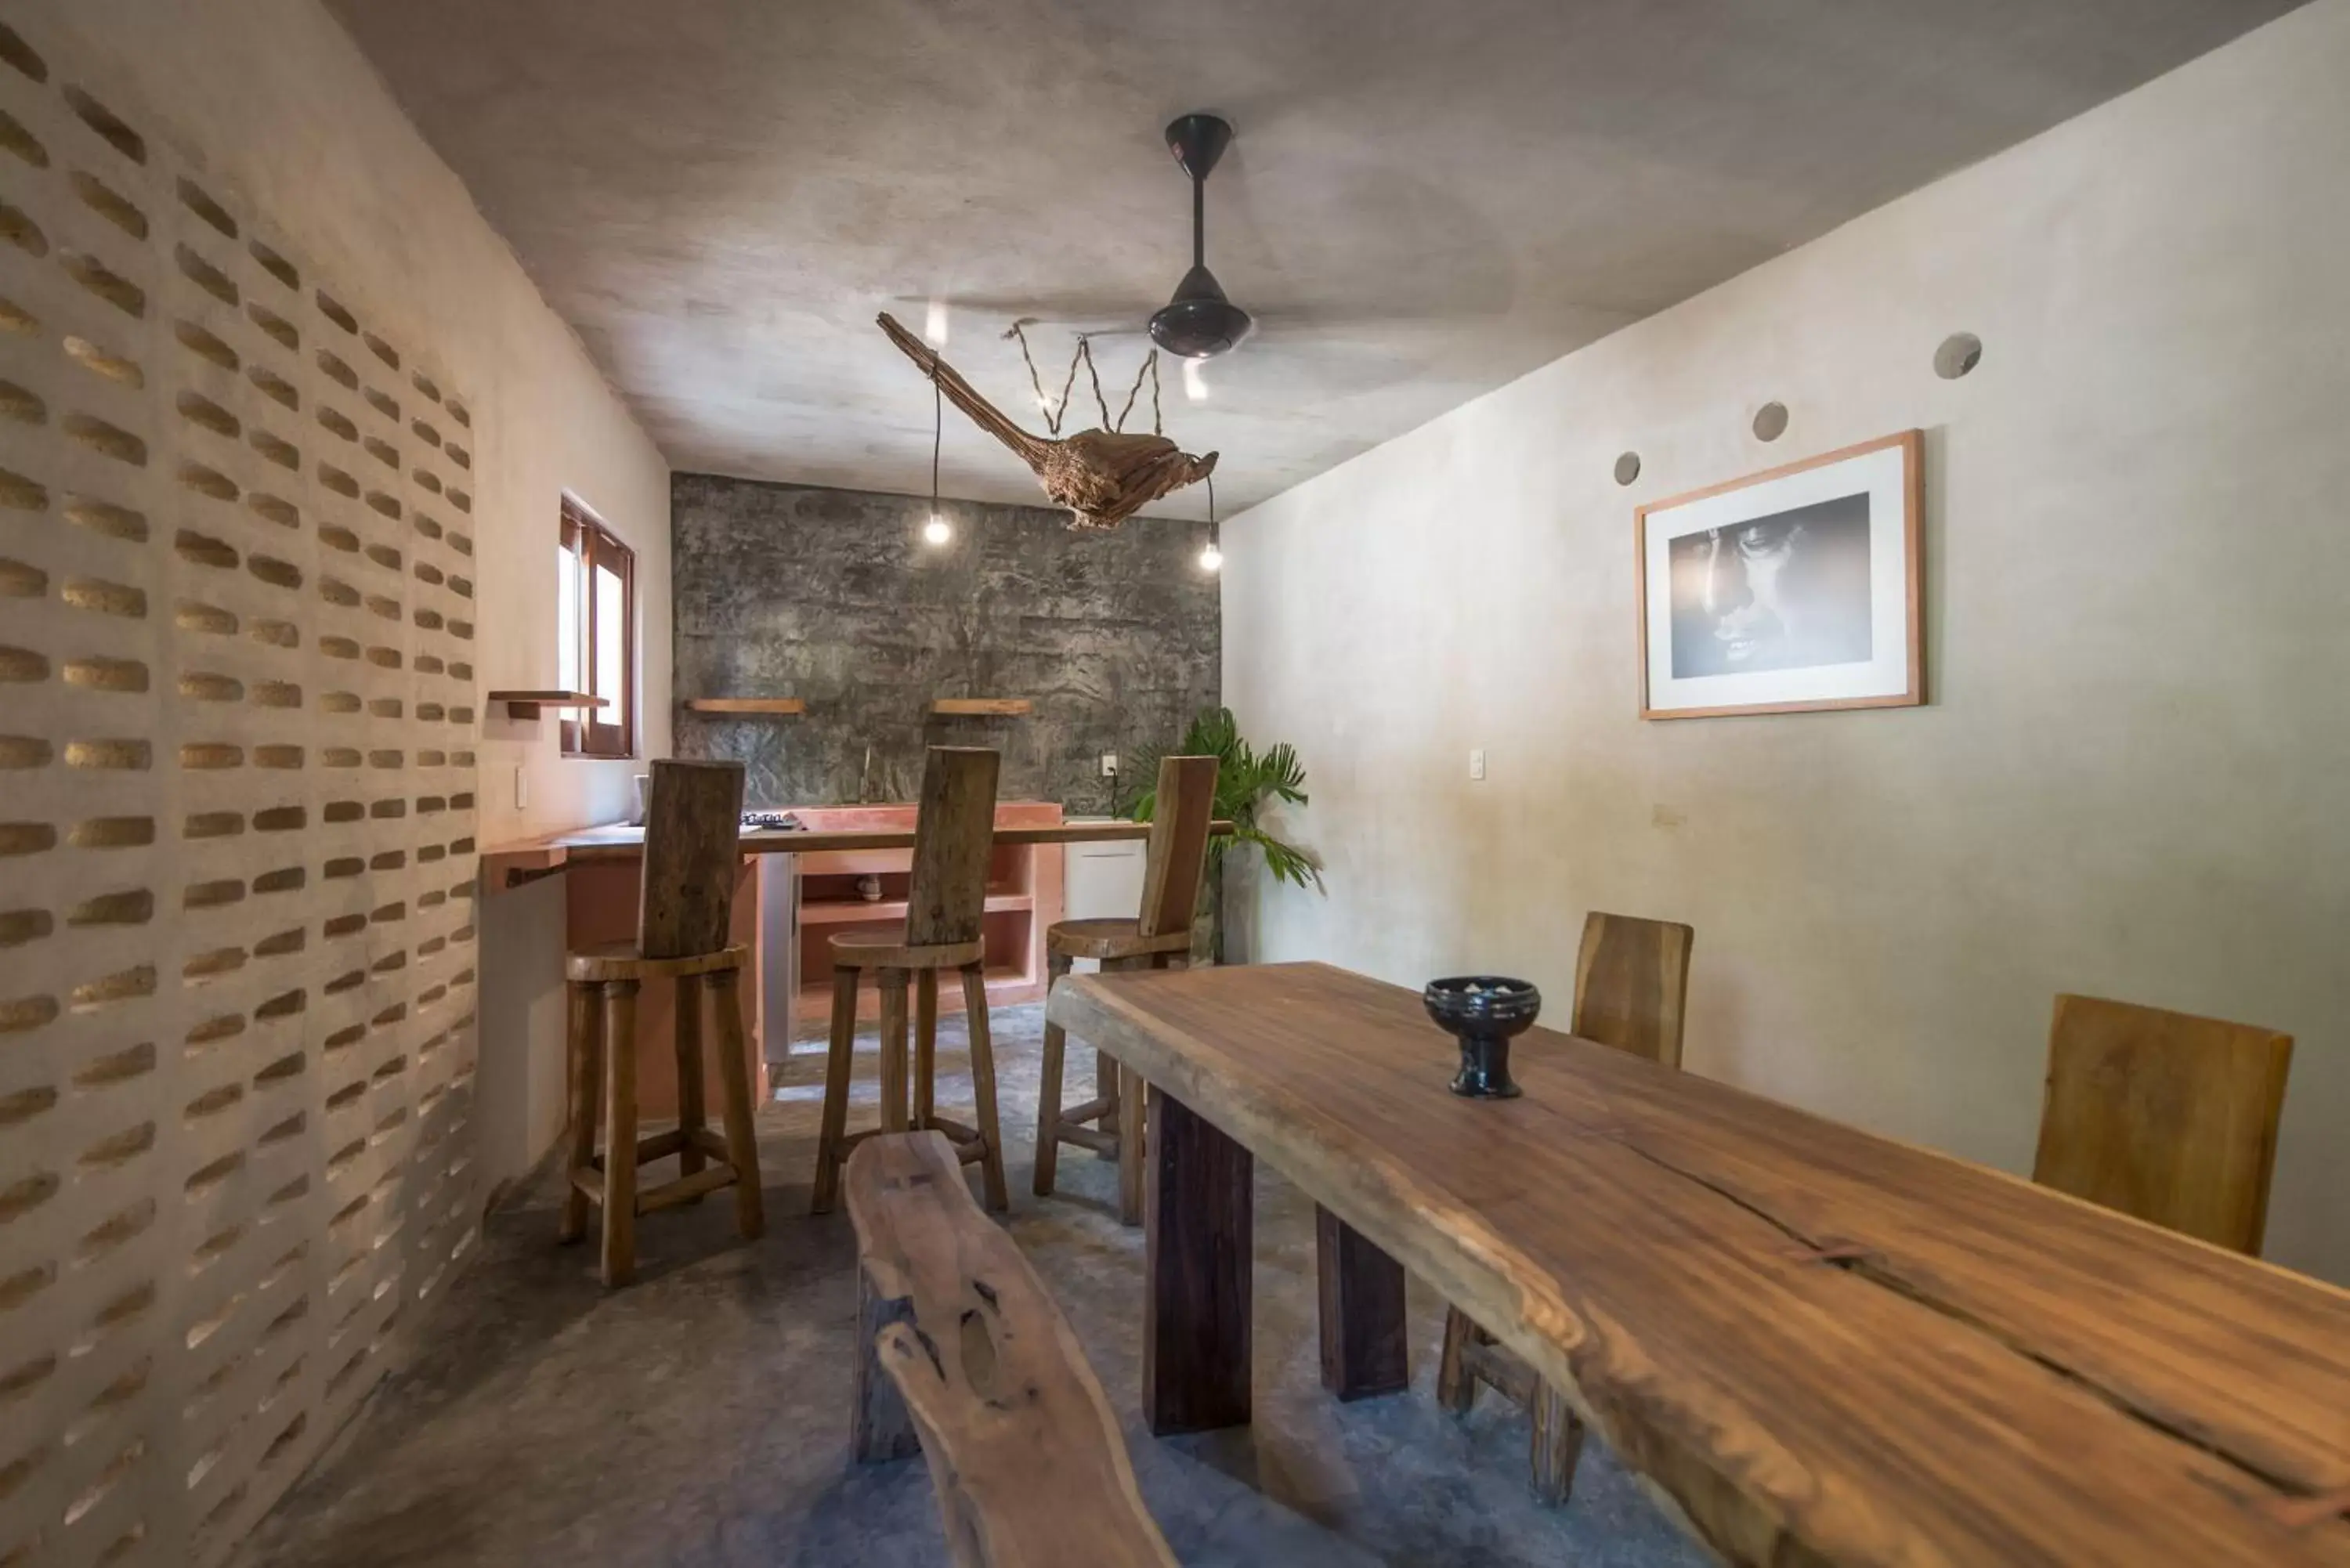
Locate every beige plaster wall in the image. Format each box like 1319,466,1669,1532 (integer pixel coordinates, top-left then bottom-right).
16,0,676,1192
1223,0,2350,1284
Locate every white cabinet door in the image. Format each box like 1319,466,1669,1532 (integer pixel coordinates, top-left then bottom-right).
1062,826,1147,974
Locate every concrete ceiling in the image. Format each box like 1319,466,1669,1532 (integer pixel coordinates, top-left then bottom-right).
329,0,2294,517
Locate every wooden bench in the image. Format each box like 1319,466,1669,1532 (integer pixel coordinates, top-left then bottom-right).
845,1133,1176,1568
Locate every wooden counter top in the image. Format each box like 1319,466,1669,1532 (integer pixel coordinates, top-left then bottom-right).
483,816,1228,891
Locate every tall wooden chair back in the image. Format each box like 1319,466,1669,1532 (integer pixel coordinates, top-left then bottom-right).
2032,994,2292,1255
1571,912,1694,1068
637,760,746,959
905,746,1002,947
1136,756,1220,940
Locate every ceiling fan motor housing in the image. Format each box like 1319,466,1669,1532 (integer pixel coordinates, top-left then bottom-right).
1152,113,1254,359
1152,266,1253,359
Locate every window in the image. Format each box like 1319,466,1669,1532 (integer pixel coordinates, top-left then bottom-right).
559,497,635,757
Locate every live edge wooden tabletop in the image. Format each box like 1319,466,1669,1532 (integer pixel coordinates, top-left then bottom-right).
1045,961,2350,1568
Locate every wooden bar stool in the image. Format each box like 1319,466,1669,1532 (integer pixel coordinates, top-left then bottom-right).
1437,909,1693,1504
559,760,765,1287
1033,755,1219,1226
2034,992,2292,1254
810,746,1009,1214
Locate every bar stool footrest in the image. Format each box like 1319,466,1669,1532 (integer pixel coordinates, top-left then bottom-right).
638,1164,741,1216
635,1127,690,1165
1057,1122,1120,1157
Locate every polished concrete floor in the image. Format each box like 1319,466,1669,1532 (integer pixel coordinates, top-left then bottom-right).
234,1006,1708,1567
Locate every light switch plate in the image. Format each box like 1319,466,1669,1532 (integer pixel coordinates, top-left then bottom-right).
514,764,528,811
1470,749,1486,781
1101,753,1119,777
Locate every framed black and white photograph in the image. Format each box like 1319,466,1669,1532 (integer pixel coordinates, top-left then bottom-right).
1636,430,1922,718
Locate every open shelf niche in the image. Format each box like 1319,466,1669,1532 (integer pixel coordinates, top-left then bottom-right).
783,801,1063,1039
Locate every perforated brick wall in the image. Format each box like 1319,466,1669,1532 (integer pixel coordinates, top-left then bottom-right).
0,17,483,1565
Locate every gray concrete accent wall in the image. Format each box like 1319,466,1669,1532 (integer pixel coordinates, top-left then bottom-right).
671,476,1218,811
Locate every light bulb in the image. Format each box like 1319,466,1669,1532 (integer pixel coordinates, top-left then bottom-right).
1198,541,1223,573
1183,358,1208,403
924,298,949,348
922,513,953,546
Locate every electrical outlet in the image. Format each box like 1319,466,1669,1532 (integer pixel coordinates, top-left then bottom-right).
1101,753,1119,778
514,764,528,811
1469,748,1486,781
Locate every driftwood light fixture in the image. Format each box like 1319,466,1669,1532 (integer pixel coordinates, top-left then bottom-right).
877,312,1217,532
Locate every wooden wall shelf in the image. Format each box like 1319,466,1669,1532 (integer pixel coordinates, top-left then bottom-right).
685,698,806,716
933,698,1032,717
489,689,606,720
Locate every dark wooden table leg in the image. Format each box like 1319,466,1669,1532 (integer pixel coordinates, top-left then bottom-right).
1144,1084,1253,1435
1316,1205,1410,1401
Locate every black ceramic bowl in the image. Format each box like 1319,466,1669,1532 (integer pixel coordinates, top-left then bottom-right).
1423,976,1542,1099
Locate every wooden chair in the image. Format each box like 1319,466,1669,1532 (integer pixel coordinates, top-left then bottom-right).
1437,910,1693,1504
1032,755,1219,1226
560,760,765,1287
810,746,1009,1214
2034,993,2293,1255
846,1132,1177,1566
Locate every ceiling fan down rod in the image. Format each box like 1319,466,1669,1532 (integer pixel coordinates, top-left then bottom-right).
1193,172,1205,271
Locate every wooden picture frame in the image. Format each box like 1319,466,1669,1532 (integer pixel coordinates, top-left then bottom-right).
1636,430,1923,719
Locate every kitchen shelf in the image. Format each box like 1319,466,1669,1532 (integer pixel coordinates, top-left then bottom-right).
685,697,806,716
792,965,1031,1018
783,800,1063,1041
932,698,1031,717
798,891,1034,926
488,689,605,720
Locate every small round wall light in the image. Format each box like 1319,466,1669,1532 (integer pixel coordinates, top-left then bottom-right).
1935,331,1983,380
1613,451,1641,486
1752,402,1789,443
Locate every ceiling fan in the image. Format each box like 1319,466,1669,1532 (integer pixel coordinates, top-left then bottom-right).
1148,113,1253,360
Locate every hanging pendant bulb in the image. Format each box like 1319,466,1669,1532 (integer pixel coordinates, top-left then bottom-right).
1198,475,1222,572
922,371,952,547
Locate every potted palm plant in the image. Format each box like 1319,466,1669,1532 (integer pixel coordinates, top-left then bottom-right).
1125,706,1319,961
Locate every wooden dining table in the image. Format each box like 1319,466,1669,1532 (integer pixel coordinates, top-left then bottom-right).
1045,960,2350,1567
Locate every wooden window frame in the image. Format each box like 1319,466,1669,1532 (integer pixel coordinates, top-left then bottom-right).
560,497,637,759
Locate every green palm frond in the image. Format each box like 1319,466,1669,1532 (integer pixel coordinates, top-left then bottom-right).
1125,706,1321,891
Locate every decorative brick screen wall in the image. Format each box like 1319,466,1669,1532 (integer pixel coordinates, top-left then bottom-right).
0,18,484,1565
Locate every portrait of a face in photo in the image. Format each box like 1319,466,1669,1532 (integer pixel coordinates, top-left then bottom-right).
1667,492,1873,678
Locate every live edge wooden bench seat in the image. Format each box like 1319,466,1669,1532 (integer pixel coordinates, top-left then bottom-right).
845,1132,1176,1568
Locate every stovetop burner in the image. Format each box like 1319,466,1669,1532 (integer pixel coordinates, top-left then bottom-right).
741,811,802,832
